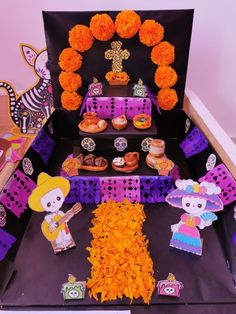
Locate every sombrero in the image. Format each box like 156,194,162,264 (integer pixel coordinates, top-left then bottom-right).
28,172,70,212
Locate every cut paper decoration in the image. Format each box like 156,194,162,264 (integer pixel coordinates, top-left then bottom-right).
0,44,53,135
86,96,152,120
185,118,190,133
206,154,217,171
166,179,223,256
81,137,96,152
140,176,174,203
199,163,236,206
0,228,16,261
61,274,86,300
133,78,147,97
31,128,56,164
28,172,82,254
114,137,128,152
0,169,36,218
65,176,101,205
157,273,183,297
180,127,208,159
88,77,103,97
0,133,26,170
22,157,34,175
0,205,7,227
170,164,181,182
100,176,140,203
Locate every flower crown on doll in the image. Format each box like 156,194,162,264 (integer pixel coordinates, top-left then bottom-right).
175,179,221,195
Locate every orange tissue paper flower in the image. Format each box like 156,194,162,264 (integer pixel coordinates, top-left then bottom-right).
151,41,175,66
90,13,115,41
139,20,164,47
154,66,178,88
69,24,94,52
59,72,82,92
105,71,130,82
86,200,156,304
157,88,178,110
115,10,141,39
58,48,83,72
61,91,83,111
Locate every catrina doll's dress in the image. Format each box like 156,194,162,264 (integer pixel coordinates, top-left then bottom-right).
170,213,202,255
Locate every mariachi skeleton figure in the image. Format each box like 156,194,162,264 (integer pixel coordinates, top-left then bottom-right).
28,172,81,254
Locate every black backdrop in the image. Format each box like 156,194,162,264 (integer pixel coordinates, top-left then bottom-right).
43,10,194,112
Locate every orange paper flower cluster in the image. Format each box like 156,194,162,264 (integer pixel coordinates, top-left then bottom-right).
139,20,164,47
157,88,178,110
90,13,115,41
69,24,94,52
59,48,83,72
61,91,83,111
151,41,175,66
59,72,82,92
105,71,130,82
115,10,141,39
154,66,178,88
87,200,156,304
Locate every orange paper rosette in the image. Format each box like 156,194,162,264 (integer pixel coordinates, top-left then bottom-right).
69,24,94,52
157,88,178,110
58,48,83,72
154,66,177,88
151,41,175,66
139,20,164,47
61,91,83,111
59,71,82,92
115,10,141,39
87,200,156,304
90,13,115,41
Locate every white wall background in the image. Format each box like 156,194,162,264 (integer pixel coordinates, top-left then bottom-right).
0,0,235,136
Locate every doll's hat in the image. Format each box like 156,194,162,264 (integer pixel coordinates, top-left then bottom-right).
28,172,70,212
166,179,223,212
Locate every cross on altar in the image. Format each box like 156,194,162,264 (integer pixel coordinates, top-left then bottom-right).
105,41,130,73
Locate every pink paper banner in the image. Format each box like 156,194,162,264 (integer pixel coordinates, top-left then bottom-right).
86,97,152,119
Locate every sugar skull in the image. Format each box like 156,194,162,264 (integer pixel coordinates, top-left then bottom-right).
61,274,86,300
206,154,216,171
114,137,128,152
141,137,153,152
22,157,34,175
88,78,103,97
157,273,183,298
81,137,96,152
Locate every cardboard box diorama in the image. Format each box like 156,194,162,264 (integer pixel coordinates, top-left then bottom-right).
0,9,236,312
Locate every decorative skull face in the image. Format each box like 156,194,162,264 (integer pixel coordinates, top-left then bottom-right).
185,118,191,133
81,137,96,152
206,154,216,171
89,83,103,97
22,157,34,175
114,137,128,152
141,137,153,152
0,205,6,227
62,282,86,300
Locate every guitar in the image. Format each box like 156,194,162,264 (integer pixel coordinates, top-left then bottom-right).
41,203,82,242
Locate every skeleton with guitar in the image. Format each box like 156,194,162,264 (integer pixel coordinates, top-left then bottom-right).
29,172,82,253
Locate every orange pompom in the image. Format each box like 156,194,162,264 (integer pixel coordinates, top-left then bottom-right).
90,13,115,41
115,10,141,39
59,72,82,92
105,71,130,82
58,48,82,72
151,41,175,66
61,91,83,111
154,66,177,88
139,20,164,47
157,88,178,110
69,24,94,52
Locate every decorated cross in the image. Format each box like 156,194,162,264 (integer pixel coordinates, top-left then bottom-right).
105,41,130,73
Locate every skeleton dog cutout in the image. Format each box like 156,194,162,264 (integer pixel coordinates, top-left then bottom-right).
166,179,223,255
0,44,53,135
28,173,81,254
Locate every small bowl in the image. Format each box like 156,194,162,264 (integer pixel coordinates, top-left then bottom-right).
112,115,128,130
133,114,152,129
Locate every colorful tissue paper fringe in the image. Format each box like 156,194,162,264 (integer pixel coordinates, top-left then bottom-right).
180,127,208,158
0,229,16,261
87,200,156,303
31,128,56,164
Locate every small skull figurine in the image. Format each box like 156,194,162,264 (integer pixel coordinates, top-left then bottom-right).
0,205,6,227
22,157,34,175
114,137,128,152
206,154,217,171
81,137,96,152
141,137,153,152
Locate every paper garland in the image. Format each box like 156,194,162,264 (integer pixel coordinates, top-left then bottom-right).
31,129,56,164
180,127,208,158
0,228,16,261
